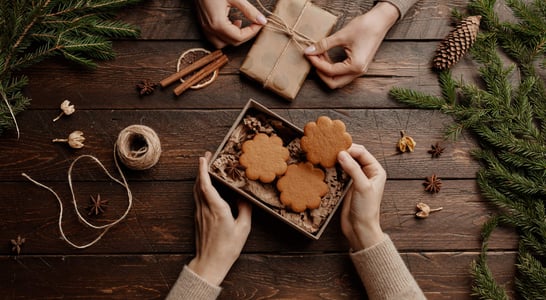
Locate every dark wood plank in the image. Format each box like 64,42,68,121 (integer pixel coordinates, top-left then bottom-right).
0,180,517,255
0,109,480,181
0,251,516,299
116,0,468,41
23,40,475,110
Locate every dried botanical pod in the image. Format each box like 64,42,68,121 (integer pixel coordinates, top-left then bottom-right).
87,194,109,216
52,130,85,149
10,235,26,255
397,130,416,153
428,142,445,158
415,202,443,218
53,100,75,122
423,174,442,193
136,79,157,95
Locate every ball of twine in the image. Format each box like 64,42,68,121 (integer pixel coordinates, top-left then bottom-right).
115,125,161,170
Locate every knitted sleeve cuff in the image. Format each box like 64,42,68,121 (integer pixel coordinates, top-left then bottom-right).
378,0,419,19
350,234,426,300
165,265,222,300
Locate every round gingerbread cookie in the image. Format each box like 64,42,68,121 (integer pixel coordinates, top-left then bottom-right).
239,133,289,183
301,116,352,168
277,162,329,213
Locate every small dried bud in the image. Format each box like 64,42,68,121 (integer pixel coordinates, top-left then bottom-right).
53,100,75,122
397,130,416,153
52,130,85,149
415,202,443,219
10,235,26,255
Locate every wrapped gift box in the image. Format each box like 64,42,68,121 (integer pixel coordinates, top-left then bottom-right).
240,0,338,100
209,99,351,239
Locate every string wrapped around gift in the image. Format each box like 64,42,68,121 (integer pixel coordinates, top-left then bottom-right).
255,0,317,89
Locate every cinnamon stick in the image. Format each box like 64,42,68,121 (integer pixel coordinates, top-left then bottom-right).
160,49,223,88
173,55,228,96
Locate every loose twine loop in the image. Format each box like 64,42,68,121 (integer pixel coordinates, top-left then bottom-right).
21,125,161,249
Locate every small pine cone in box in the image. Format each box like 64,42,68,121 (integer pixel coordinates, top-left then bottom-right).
432,15,482,71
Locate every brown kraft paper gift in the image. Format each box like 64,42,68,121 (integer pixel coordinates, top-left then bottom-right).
240,0,338,100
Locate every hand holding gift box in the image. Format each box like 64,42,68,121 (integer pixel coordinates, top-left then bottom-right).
240,0,338,100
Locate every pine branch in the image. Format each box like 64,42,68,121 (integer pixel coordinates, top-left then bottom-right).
470,216,511,300
515,248,546,300
388,87,446,109
390,0,546,298
0,0,143,135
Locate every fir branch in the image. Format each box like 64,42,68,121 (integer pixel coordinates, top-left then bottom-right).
515,247,546,300
470,216,511,300
388,87,446,109
0,0,143,135
390,0,546,298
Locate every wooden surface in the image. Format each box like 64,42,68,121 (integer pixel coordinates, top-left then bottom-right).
0,0,517,299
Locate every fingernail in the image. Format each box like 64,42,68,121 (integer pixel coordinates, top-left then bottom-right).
257,14,267,25
304,45,315,54
338,151,350,163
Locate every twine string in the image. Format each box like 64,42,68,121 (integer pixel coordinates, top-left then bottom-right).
255,0,316,89
21,152,131,249
115,124,162,170
0,89,20,140
21,125,161,249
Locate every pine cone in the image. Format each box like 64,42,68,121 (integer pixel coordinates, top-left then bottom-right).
432,15,482,71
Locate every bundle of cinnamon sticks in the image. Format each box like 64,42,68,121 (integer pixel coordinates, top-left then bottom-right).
160,49,228,96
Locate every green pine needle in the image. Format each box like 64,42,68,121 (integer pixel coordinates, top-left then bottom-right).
0,0,143,135
390,0,546,298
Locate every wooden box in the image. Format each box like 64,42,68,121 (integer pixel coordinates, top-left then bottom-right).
209,99,351,239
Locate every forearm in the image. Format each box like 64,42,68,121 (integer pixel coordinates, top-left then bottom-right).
378,0,419,19
350,234,426,300
166,265,222,300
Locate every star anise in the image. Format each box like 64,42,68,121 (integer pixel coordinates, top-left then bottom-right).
428,142,445,158
136,79,157,95
87,194,109,216
423,174,442,193
11,235,25,255
225,161,244,181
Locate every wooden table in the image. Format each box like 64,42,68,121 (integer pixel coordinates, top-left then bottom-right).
0,0,517,298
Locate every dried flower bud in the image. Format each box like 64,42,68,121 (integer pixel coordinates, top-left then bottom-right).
415,202,443,219
52,130,85,149
397,130,416,153
53,100,75,122
10,235,25,255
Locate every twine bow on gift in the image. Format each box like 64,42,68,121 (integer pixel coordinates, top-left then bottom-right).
256,0,316,50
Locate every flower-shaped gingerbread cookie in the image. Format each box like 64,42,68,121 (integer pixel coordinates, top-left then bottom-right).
239,133,289,183
277,162,329,213
301,116,352,168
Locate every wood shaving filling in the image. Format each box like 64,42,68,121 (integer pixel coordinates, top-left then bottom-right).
211,109,350,234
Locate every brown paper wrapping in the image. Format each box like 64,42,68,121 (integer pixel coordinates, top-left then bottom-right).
240,0,338,100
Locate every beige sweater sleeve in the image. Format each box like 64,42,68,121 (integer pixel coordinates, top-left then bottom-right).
350,234,426,300
378,0,419,19
165,265,222,300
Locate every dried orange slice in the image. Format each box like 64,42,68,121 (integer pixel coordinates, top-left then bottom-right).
177,48,218,89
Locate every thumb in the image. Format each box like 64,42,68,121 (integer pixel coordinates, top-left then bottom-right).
230,0,267,25
304,34,340,55
235,199,252,230
338,151,368,184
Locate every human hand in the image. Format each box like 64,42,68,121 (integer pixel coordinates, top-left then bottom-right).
188,152,252,286
337,144,386,251
304,2,400,88
195,0,267,48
